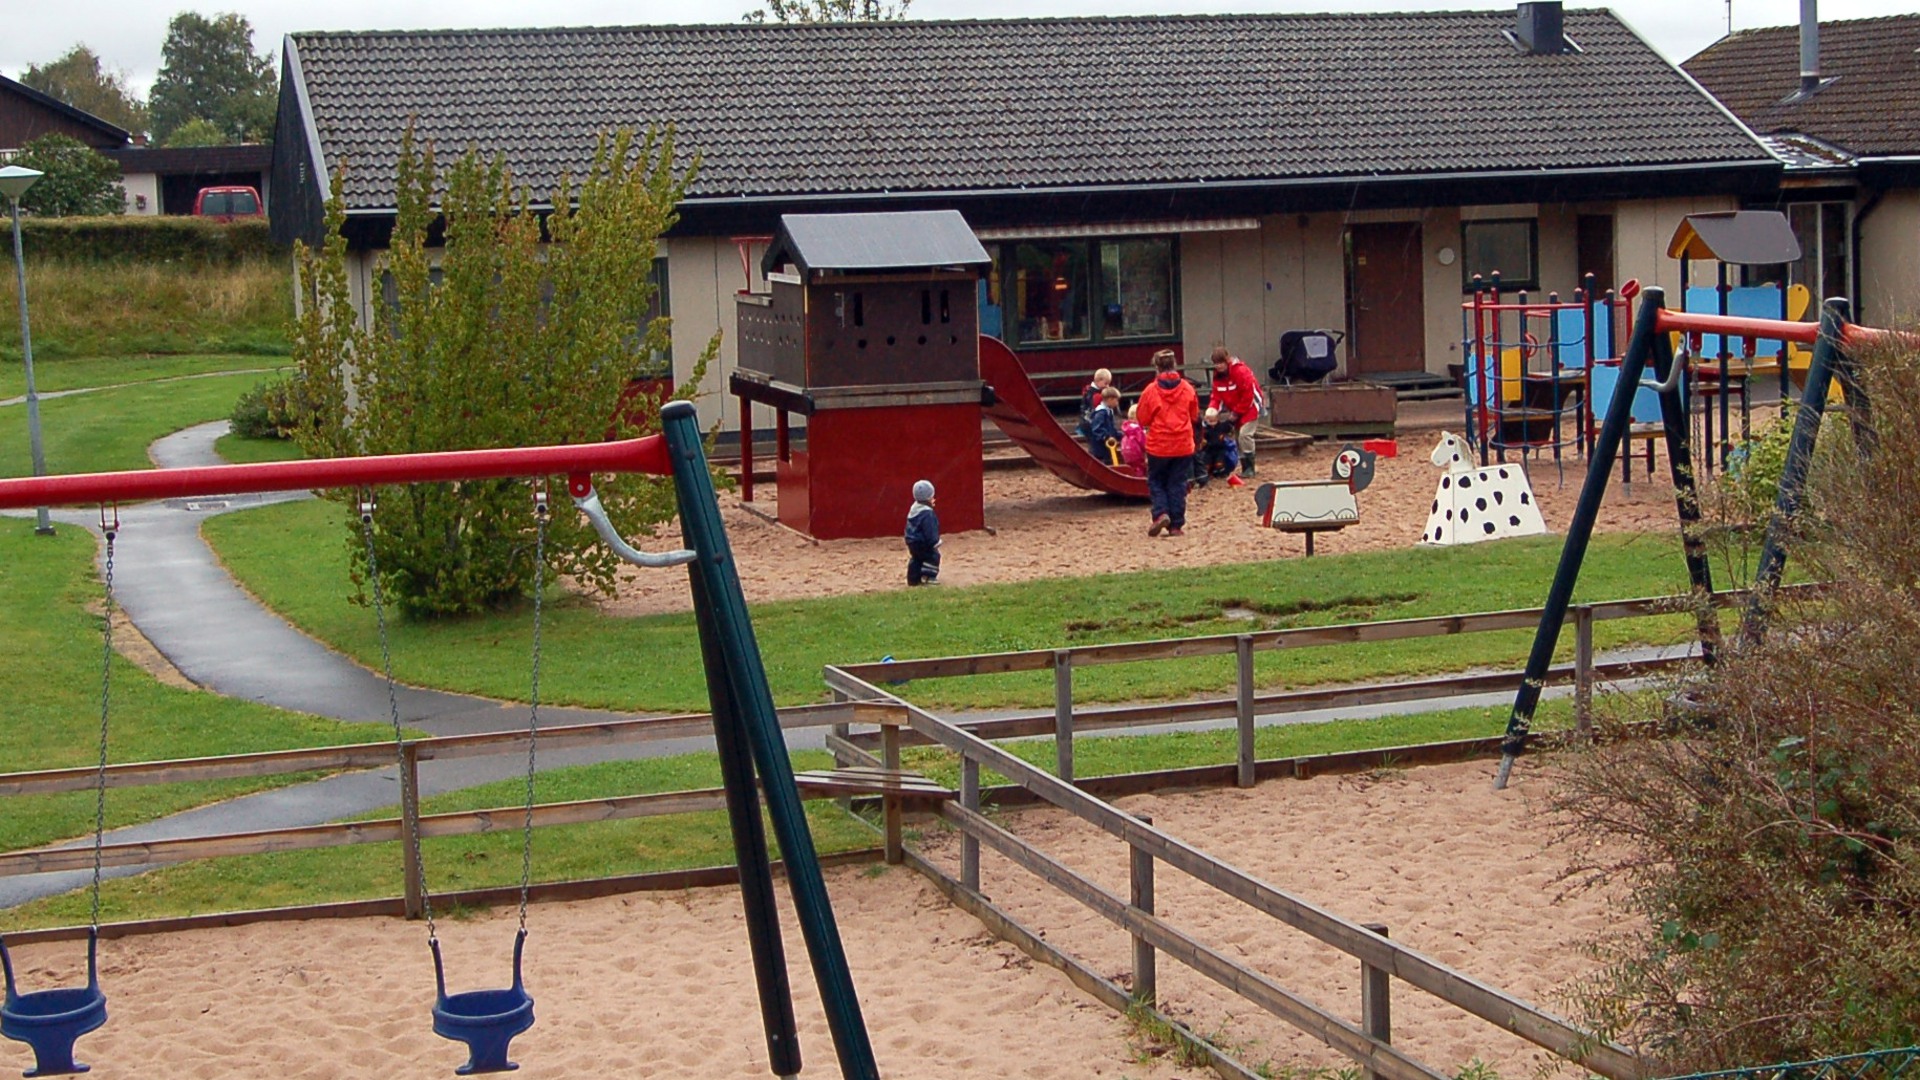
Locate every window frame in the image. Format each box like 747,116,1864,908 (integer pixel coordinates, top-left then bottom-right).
1460,218,1540,292
986,234,1182,350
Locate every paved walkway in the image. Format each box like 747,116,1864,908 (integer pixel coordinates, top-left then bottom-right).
3,418,1680,909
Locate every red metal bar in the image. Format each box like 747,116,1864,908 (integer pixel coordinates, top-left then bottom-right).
1651,308,1821,345
0,436,673,510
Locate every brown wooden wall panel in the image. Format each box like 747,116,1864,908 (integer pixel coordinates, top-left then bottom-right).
805,271,980,387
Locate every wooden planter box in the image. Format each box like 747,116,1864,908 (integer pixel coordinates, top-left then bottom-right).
1266,381,1397,438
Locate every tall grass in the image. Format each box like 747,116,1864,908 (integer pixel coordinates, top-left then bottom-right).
0,257,292,360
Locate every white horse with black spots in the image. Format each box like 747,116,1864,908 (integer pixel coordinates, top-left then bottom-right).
1420,432,1546,545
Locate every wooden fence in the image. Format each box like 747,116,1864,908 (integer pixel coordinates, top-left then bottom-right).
813,587,1800,1080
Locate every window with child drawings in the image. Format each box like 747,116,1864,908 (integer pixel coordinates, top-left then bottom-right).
978,236,1179,349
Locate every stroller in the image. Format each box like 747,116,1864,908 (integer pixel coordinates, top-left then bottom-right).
1271,329,1344,385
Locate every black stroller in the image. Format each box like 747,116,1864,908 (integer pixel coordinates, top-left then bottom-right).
1271,329,1344,385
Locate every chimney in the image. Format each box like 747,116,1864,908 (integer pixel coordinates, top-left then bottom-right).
1515,2,1568,56
1799,0,1821,96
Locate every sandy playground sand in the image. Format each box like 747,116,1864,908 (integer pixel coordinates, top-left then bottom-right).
5,758,1623,1078
604,430,1685,617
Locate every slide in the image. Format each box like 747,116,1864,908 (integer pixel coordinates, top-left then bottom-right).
978,335,1149,499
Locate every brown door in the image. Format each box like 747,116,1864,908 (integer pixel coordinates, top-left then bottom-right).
1576,214,1616,295
1345,223,1426,375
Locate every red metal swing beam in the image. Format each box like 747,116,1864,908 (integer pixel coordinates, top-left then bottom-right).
0,436,674,510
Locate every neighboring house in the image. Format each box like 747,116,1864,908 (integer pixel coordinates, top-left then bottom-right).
1686,15,1920,325
272,3,1780,433
106,145,273,217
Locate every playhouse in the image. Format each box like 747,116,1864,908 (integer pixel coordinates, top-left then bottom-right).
731,211,990,540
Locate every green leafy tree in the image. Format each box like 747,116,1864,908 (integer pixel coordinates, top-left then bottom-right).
20,44,149,136
149,12,276,144
743,0,910,22
9,134,124,217
291,127,719,619
160,118,228,148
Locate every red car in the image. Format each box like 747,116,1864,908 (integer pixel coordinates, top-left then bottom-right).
192,185,263,221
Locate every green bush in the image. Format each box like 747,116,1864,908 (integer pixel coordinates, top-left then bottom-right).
9,133,123,217
19,215,277,264
229,375,297,439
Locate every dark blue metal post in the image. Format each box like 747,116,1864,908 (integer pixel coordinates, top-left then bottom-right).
1739,299,1855,645
658,400,880,1080
1495,288,1670,789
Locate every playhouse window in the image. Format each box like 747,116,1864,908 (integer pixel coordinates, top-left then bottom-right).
997,236,1180,348
1461,219,1538,290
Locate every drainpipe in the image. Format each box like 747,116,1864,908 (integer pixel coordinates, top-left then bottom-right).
1850,185,1885,323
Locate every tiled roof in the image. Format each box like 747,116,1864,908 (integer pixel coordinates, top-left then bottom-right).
289,12,1772,212
1684,15,1920,157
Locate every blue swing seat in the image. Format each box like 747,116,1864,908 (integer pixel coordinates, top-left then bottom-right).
1,931,107,1078
431,929,533,1075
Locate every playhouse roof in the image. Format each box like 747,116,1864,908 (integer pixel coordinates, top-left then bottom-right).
281,9,1772,217
764,211,991,276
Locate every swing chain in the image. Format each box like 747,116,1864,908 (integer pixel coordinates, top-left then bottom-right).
519,483,547,933
91,515,118,931
360,490,438,940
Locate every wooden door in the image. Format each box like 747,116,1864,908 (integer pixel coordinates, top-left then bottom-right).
1345,223,1426,375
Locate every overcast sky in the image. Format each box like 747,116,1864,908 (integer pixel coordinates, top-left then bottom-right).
7,0,1914,101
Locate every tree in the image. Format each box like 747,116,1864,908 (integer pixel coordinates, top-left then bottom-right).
161,118,227,148
291,127,720,619
742,0,910,23
20,45,148,136
9,134,124,217
149,12,276,144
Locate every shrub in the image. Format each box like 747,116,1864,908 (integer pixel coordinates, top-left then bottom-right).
230,375,306,439
292,126,720,619
1553,333,1920,1069
18,216,277,264
9,133,123,217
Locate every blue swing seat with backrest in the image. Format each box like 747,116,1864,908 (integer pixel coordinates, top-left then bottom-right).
431,929,534,1075
0,931,107,1077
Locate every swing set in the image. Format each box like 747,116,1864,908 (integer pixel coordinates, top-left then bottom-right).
1490,285,1896,789
0,401,881,1079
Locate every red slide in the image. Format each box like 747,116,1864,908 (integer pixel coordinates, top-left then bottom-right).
978,335,1149,499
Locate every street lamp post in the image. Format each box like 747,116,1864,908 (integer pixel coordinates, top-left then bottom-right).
0,165,53,535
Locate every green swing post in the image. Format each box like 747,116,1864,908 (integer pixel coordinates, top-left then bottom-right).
658,401,881,1080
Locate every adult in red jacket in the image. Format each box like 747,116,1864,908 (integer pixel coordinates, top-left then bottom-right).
1136,348,1200,536
1207,345,1261,478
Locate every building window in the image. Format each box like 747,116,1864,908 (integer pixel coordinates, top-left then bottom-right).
1744,202,1850,314
990,236,1180,348
636,256,671,379
1100,238,1175,339
1461,219,1538,290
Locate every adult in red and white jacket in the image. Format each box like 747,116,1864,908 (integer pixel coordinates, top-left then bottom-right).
1207,346,1261,478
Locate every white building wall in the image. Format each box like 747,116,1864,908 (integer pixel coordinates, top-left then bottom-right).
118,172,160,216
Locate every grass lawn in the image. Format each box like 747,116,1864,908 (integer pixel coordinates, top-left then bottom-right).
0,698,1580,930
215,431,306,464
0,259,290,362
204,496,1703,714
0,371,273,478
0,355,284,400
0,521,400,856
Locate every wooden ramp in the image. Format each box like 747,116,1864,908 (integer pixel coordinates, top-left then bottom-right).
978,335,1150,500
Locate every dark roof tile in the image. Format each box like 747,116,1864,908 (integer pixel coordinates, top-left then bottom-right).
289,12,1771,212
1684,15,1920,157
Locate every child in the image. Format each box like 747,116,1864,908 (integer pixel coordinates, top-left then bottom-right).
1085,385,1122,462
1075,368,1114,440
905,479,941,586
1119,404,1147,472
1200,407,1242,484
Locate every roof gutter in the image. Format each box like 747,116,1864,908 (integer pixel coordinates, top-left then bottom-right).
337,158,1782,218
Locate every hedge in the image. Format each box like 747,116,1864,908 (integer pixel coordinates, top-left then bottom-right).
17,216,281,264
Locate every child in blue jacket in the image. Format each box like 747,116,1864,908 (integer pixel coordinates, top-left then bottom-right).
905,479,941,586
